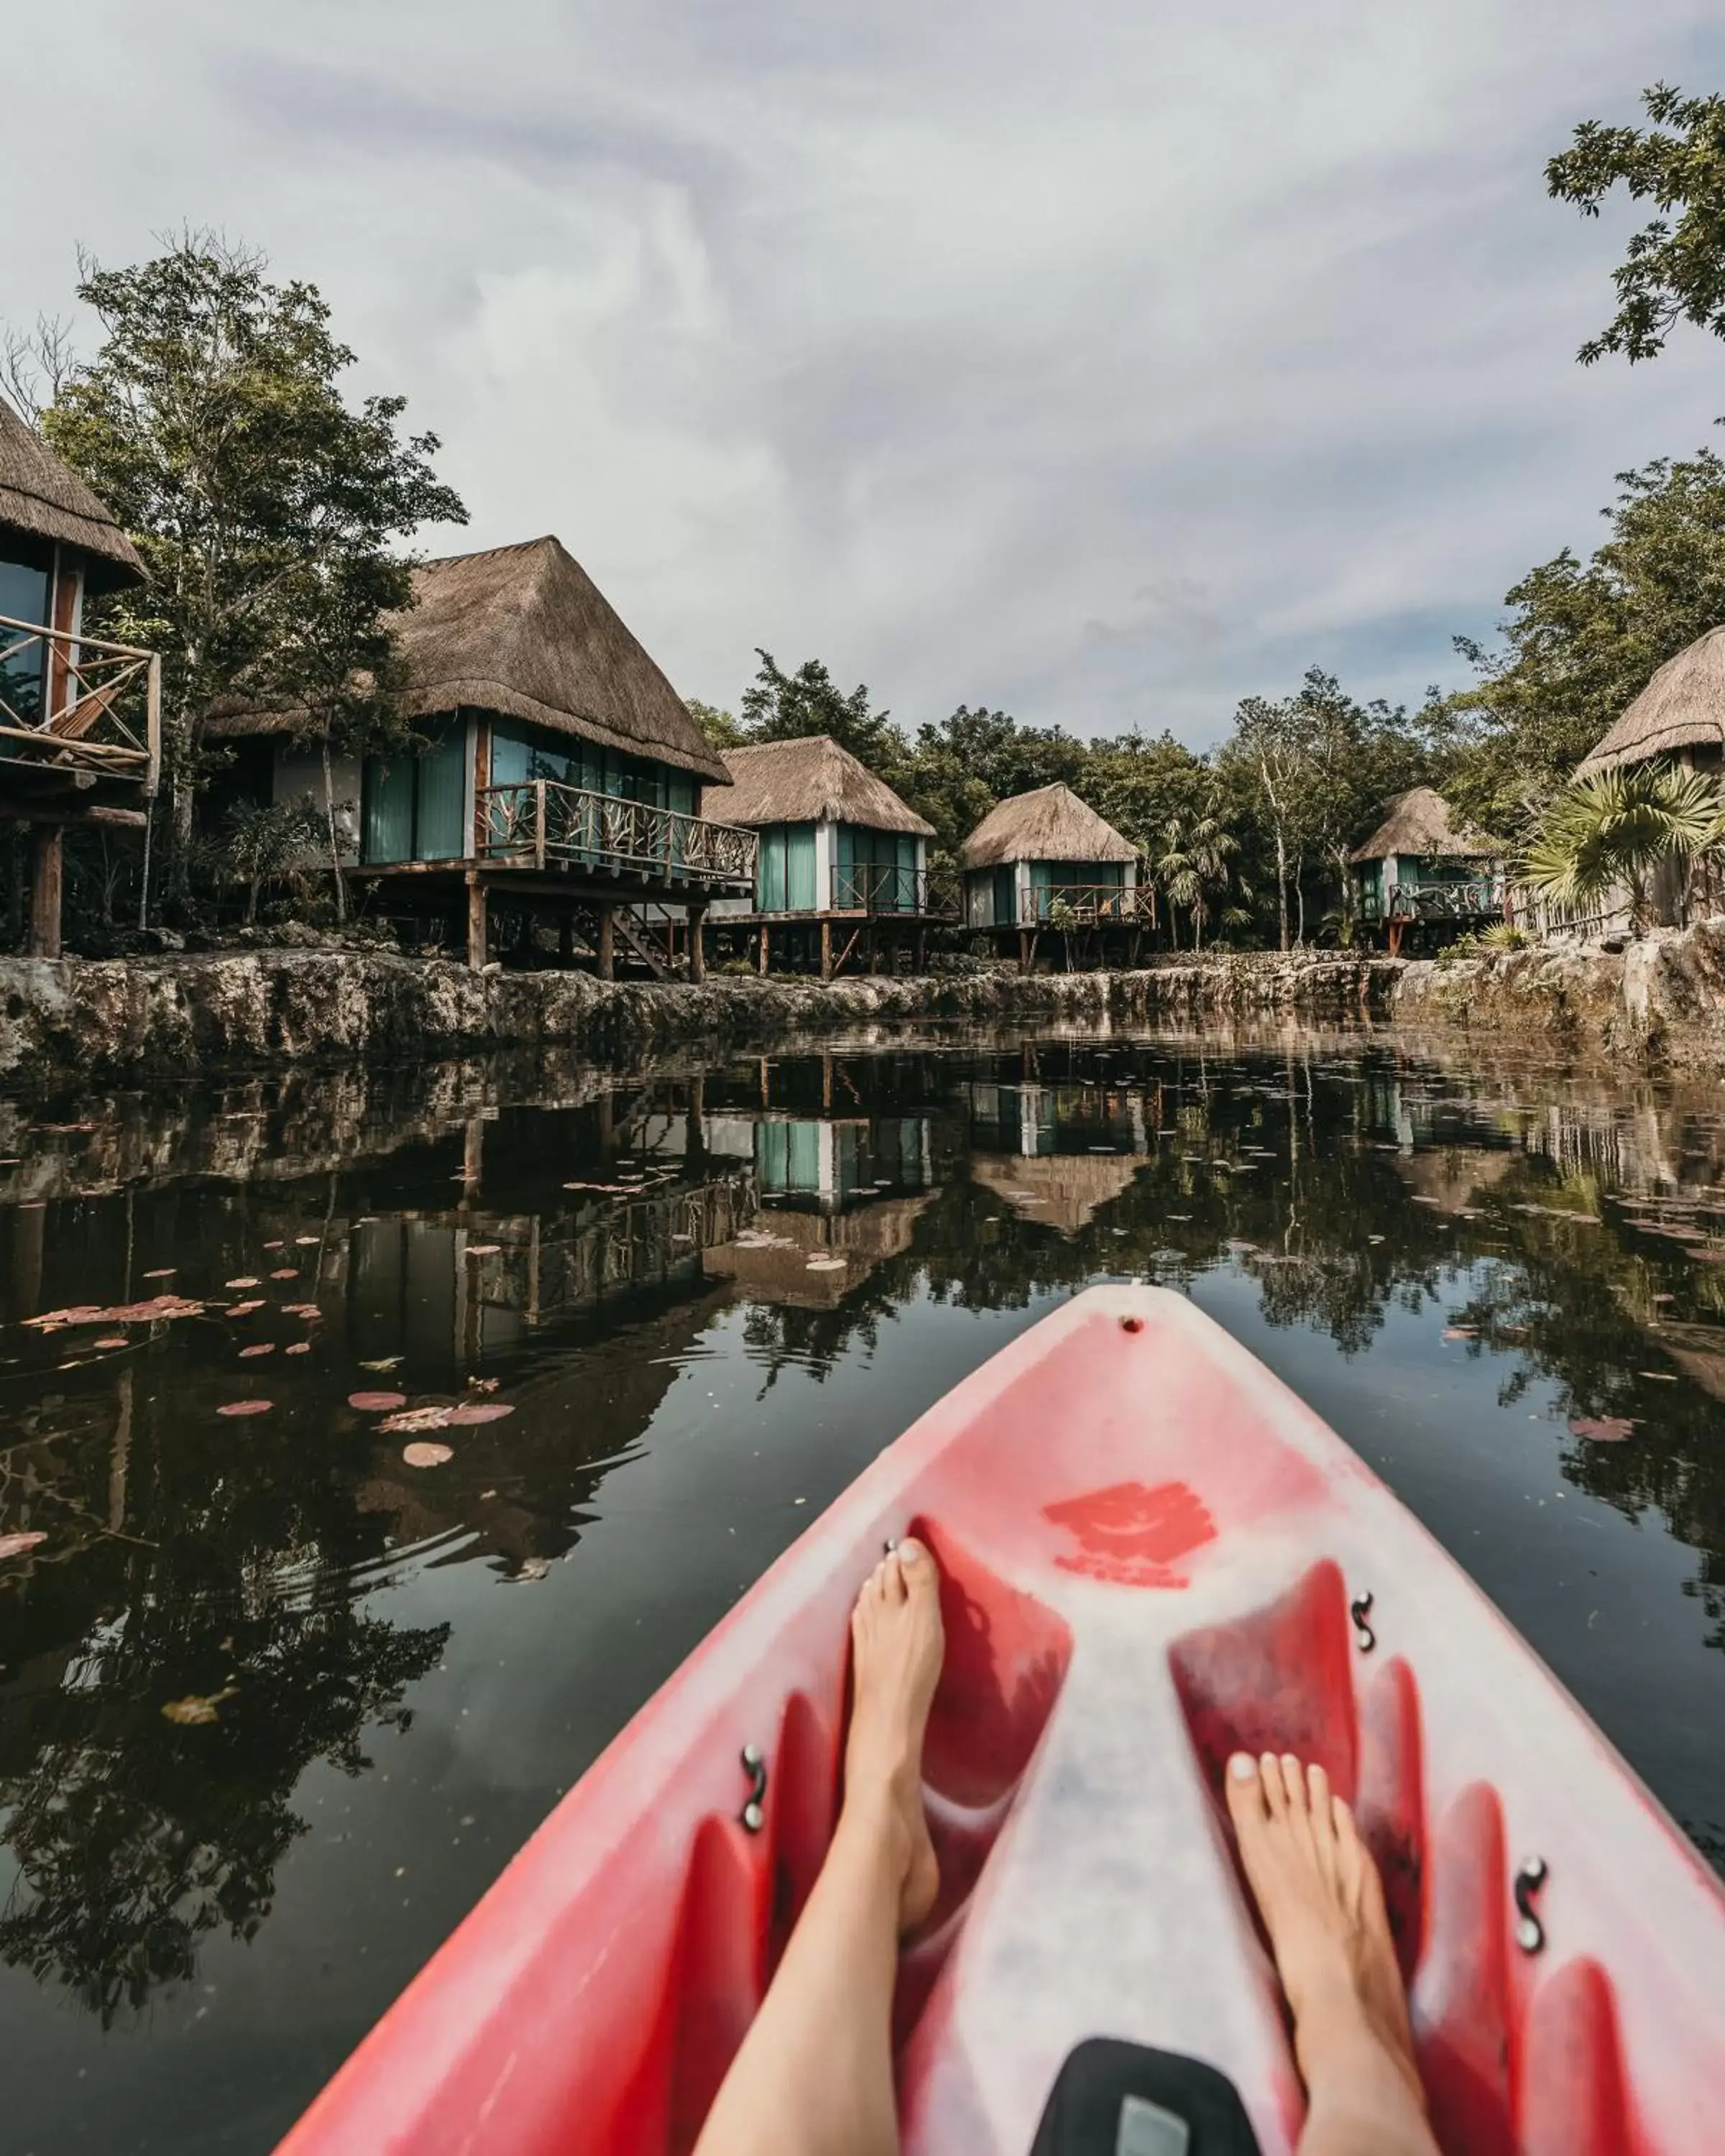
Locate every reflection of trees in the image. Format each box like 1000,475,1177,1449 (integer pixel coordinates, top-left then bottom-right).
0,1375,447,2023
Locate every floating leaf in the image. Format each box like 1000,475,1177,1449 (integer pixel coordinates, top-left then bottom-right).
381,1405,456,1433
238,1342,276,1358
502,1557,551,1584
1442,1327,1476,1342
228,1299,264,1316
464,1244,502,1258
142,1267,177,1279
25,1294,203,1327
446,1401,515,1425
263,1240,284,1250
805,1256,847,1273
295,1235,321,1245
216,1399,272,1418
282,1303,322,1319
359,1355,402,1372
349,1391,408,1411
269,1268,298,1281
402,1441,454,1468
1569,1415,1637,1444
161,1687,236,1726
285,1341,312,1355
0,1531,47,1560
92,1335,130,1350
226,1276,261,1289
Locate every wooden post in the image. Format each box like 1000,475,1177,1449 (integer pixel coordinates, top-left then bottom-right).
597,902,615,981
533,778,547,869
689,901,707,982
820,916,832,980
1018,928,1032,976
758,922,770,976
916,925,926,974
26,826,63,959
466,873,488,969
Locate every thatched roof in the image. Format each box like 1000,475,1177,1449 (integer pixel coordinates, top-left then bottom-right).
970,1151,1138,1235
1578,625,1725,775
718,736,933,835
0,397,144,589
1348,786,1503,865
959,783,1136,870
208,535,727,783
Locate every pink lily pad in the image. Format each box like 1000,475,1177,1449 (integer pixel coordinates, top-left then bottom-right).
238,1343,276,1358
285,1341,312,1355
464,1244,502,1258
226,1276,261,1289
1569,1414,1637,1444
217,1400,273,1418
402,1441,454,1468
349,1391,408,1412
0,1530,48,1560
270,1268,298,1280
229,1299,265,1316
445,1401,515,1425
92,1335,130,1350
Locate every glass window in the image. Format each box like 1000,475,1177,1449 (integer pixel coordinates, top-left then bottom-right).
0,553,52,725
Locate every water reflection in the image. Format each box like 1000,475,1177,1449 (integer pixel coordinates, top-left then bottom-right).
3,1028,1725,2149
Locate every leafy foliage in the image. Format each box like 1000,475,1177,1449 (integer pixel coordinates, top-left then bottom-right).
1517,765,1725,922
1548,83,1725,364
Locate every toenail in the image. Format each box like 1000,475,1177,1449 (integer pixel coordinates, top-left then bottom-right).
898,1538,924,1565
1228,1754,1256,1782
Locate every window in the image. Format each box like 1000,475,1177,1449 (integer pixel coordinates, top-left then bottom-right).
756,824,816,911
362,717,468,864
0,548,52,725
836,825,918,911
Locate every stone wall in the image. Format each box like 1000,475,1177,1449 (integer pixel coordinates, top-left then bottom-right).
0,950,1399,1091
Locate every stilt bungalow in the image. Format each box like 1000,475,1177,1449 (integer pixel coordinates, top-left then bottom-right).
703,735,947,976
207,535,754,974
0,397,158,958
958,783,1144,970
1349,787,1505,954
1573,625,1725,928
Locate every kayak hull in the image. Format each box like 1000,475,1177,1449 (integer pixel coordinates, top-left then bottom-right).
278,1285,1725,2155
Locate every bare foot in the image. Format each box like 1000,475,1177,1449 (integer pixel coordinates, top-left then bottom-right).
842,1539,944,1934
1226,1752,1436,2152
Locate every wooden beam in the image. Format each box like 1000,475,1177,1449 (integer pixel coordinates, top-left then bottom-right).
820,916,832,980
597,902,615,981
27,825,63,959
688,900,707,982
758,921,770,975
466,873,488,969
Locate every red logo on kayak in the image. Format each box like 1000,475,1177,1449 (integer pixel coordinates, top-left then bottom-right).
1044,1479,1216,1587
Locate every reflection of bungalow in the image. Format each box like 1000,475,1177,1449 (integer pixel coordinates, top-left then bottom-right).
706,735,947,976
705,1192,932,1309
960,783,1144,969
970,1151,1139,1235
704,1112,933,1213
1,397,158,957
208,536,755,972
1350,788,1505,954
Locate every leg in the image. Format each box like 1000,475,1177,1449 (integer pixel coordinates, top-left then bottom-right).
694,1540,943,2156
1225,1753,1438,2156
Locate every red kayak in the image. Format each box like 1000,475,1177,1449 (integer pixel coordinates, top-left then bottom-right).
279,1285,1725,2155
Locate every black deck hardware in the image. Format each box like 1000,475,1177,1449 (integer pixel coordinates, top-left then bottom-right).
1350,1591,1376,1653
1514,1856,1547,1953
740,1743,768,1833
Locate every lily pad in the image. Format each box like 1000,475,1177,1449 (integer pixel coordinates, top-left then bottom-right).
1569,1414,1637,1444
402,1441,455,1468
226,1276,261,1289
349,1391,408,1411
446,1401,515,1425
0,1531,47,1560
238,1342,276,1358
216,1400,273,1418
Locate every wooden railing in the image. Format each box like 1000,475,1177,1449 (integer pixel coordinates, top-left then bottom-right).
1017,883,1153,927
477,778,758,888
829,865,959,916
0,613,161,792
1372,879,1501,923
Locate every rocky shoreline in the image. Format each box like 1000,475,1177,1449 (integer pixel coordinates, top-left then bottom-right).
2,928,1722,1089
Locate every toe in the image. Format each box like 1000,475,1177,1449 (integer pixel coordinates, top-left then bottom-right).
1225,1751,1268,1836
1280,1754,1307,1818
1259,1751,1288,1820
1306,1762,1337,1887
898,1537,937,1592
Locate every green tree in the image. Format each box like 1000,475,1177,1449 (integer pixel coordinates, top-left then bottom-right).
687,699,744,749
738,651,903,770
1156,808,1245,950
1444,445,1725,828
40,233,466,914
1519,765,1725,926
1549,83,1725,364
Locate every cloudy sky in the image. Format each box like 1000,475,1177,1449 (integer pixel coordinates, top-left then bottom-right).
18,1,1725,744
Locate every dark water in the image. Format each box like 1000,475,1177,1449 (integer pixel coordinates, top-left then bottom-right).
3,1025,1725,2152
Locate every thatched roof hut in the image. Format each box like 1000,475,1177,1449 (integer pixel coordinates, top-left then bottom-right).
959,783,1136,869
208,534,727,783
0,397,144,589
718,736,932,834
1348,786,1502,864
1578,626,1725,775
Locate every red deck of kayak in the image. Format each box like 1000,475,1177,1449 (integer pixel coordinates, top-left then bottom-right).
279,1285,1725,2155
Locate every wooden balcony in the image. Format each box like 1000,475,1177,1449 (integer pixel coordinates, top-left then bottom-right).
1011,883,1154,927
1368,879,1501,923
830,864,960,918
0,612,161,815
476,779,758,895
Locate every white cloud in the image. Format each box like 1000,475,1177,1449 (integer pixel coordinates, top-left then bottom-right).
16,0,1725,743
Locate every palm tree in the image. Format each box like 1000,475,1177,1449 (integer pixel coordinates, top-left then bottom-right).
1518,765,1725,927
1156,812,1243,950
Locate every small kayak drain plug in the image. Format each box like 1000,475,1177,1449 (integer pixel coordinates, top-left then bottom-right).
1350,1592,1376,1653
1514,1856,1547,1953
740,1743,768,1833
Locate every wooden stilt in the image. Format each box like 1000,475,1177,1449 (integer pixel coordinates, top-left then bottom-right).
26,826,63,959
689,902,707,982
1018,928,1032,976
758,922,770,975
820,916,832,980
597,903,615,981
466,874,488,970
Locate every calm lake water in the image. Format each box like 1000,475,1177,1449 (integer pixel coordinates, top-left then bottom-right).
3,1023,1725,2152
